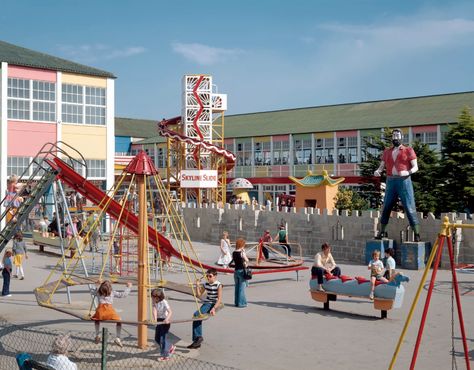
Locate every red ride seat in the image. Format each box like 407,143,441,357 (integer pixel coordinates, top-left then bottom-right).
339,275,354,283
324,274,338,281
355,276,370,284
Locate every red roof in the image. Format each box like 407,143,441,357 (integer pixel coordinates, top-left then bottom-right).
124,151,158,175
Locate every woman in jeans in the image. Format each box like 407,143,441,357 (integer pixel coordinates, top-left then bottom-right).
232,238,249,308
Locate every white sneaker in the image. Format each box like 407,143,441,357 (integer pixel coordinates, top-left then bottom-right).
2,294,12,297
114,338,123,347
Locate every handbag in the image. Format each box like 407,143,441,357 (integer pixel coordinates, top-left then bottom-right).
240,250,252,280
243,267,252,280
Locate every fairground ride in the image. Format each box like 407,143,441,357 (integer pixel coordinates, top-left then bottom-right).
159,74,235,205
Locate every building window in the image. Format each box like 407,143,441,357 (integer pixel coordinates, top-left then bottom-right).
62,84,83,123
315,137,334,164
33,81,56,121
85,87,106,125
7,156,30,176
224,142,234,153
294,138,312,164
273,140,289,165
337,136,357,163
8,78,30,120
86,159,106,178
236,142,252,166
157,147,166,168
254,141,271,166
414,131,438,150
8,78,56,122
361,135,379,162
62,84,106,125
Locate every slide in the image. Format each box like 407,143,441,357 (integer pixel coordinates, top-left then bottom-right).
48,157,306,275
159,116,236,171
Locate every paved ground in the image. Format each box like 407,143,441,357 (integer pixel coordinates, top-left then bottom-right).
0,239,473,369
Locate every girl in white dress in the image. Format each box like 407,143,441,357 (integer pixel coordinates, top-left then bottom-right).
216,231,232,268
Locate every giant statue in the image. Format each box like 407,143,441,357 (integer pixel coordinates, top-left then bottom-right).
374,129,420,242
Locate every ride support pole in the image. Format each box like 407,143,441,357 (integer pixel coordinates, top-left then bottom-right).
446,233,471,370
388,235,441,370
137,175,148,348
409,234,445,370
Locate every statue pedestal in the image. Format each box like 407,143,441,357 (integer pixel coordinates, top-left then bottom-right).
401,241,432,270
365,239,394,265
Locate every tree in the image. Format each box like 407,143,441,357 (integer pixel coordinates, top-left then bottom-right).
438,107,474,213
410,141,439,215
334,187,369,213
359,128,392,208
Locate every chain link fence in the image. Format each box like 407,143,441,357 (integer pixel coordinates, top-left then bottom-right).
0,320,238,369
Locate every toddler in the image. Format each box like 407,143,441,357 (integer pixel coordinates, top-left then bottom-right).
152,289,175,361
368,250,388,300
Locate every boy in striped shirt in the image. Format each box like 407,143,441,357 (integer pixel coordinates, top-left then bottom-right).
187,268,222,349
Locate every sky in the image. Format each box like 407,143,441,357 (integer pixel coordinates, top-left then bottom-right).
1,0,474,121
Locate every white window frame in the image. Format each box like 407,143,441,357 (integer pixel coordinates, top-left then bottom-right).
62,84,106,126
8,78,56,122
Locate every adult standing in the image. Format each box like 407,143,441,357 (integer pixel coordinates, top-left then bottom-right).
261,229,272,260
216,231,232,268
232,238,249,308
274,225,291,257
311,243,341,291
374,129,420,241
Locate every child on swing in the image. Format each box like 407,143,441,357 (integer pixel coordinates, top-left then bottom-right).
92,280,132,347
152,289,175,361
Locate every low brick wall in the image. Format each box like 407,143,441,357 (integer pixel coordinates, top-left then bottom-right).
181,204,474,268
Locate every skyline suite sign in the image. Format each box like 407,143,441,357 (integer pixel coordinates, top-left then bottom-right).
180,170,218,188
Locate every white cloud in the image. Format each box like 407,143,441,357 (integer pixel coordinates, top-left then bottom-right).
300,16,474,90
57,44,146,63
172,42,243,65
319,18,474,52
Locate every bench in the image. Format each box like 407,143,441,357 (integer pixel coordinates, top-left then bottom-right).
32,231,76,258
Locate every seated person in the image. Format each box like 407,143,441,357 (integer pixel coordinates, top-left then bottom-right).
311,243,341,291
46,334,77,370
48,216,59,237
368,250,388,300
383,248,396,280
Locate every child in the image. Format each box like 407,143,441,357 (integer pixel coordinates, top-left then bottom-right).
368,250,388,300
1,249,13,297
187,268,222,349
383,248,396,280
39,216,49,237
151,289,175,361
12,232,27,280
113,238,121,273
91,280,132,347
46,334,77,370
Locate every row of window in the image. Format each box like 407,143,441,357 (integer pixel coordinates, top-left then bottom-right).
7,157,106,178
227,132,438,167
7,78,106,125
131,128,442,171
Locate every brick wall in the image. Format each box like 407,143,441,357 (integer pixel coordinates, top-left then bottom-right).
181,204,474,268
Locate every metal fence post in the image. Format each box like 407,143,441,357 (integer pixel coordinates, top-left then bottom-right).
101,327,108,370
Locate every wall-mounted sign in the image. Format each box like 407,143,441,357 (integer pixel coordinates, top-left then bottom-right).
180,170,218,188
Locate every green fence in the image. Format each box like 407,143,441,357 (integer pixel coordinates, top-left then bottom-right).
0,320,238,369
